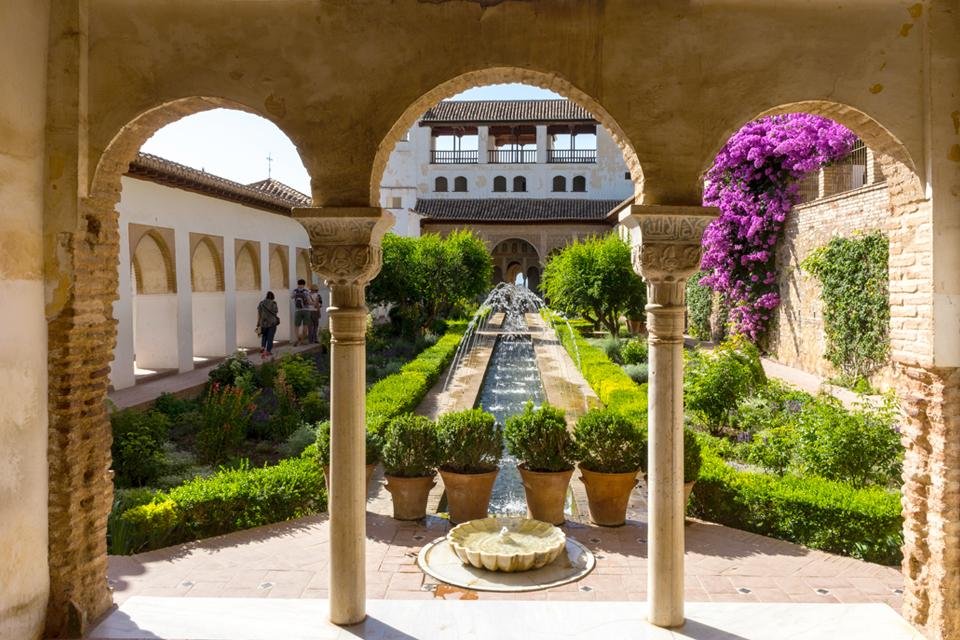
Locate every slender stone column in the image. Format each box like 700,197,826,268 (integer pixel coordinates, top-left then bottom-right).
626,205,717,628
293,207,393,625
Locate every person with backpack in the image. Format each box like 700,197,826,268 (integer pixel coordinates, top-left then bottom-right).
307,284,322,344
256,291,280,358
291,278,311,346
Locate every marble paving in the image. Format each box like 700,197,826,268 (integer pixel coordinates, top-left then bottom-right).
89,598,923,640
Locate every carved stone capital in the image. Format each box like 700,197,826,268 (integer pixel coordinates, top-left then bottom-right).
624,205,718,284
293,207,394,289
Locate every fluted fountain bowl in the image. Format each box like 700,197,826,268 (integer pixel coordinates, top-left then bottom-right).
447,517,566,572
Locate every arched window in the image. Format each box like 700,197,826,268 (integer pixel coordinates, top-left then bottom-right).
552,176,567,192
572,175,586,192
513,176,527,192
435,176,448,192
454,176,468,192
493,176,507,192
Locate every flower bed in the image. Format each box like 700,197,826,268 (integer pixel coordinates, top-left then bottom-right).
111,321,466,554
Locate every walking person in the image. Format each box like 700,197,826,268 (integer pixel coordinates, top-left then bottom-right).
291,278,311,346
307,284,322,344
257,291,280,358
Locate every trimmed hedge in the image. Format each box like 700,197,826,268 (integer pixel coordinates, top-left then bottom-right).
112,322,467,554
366,321,466,434
113,453,325,554
690,435,902,565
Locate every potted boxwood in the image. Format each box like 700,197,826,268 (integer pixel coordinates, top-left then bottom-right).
381,414,440,520
574,408,646,526
436,408,502,524
315,420,381,492
504,402,576,525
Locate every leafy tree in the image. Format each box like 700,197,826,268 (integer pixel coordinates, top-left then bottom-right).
368,230,492,336
541,234,645,337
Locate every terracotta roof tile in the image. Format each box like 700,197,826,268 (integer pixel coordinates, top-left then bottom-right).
420,99,595,125
415,197,620,223
126,153,311,213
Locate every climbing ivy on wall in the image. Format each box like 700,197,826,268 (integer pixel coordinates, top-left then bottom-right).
686,270,713,340
802,232,890,383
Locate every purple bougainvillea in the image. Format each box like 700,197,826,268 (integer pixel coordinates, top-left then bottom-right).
700,114,856,340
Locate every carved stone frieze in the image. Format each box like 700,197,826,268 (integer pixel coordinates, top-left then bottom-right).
624,204,718,283
293,207,394,288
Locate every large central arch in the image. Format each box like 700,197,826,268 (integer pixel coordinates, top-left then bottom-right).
369,66,645,208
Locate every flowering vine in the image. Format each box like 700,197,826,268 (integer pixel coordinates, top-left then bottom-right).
700,114,857,340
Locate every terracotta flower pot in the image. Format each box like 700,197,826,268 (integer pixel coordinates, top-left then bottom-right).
578,465,639,527
683,480,696,505
384,474,436,521
627,317,646,335
322,463,378,494
518,465,573,525
439,469,498,524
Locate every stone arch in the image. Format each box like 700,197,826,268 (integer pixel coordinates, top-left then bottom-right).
47,96,310,634
269,245,289,290
191,236,223,292
704,100,942,636
369,67,644,206
505,261,525,286
236,242,261,291
131,230,175,294
527,265,541,293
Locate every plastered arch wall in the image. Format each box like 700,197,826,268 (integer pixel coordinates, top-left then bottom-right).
235,242,261,291
269,245,289,290
369,67,645,207
191,236,224,292
131,230,176,294
296,250,311,284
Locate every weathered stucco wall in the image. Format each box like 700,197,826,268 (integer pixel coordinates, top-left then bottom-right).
769,183,896,390
0,2,50,639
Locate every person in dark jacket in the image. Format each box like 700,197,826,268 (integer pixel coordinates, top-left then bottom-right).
256,291,280,358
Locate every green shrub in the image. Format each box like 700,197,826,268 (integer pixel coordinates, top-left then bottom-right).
732,380,812,434
207,351,256,389
684,336,766,434
381,414,440,477
111,408,171,487
314,420,381,467
746,425,799,475
280,422,319,458
256,370,303,441
685,270,713,341
273,354,321,397
574,407,646,474
589,336,624,364
620,338,648,365
436,409,502,474
689,436,902,565
622,363,649,385
115,454,326,554
300,389,329,423
196,384,259,463
153,392,197,419
503,403,576,473
794,396,902,487
684,428,702,483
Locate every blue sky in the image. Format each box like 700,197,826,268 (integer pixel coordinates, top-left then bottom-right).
140,84,562,195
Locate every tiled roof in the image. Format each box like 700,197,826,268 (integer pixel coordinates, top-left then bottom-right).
126,153,311,213
415,198,621,223
420,99,595,125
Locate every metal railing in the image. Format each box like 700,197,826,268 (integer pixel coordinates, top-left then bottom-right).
488,148,537,164
430,150,479,164
794,139,885,204
547,148,597,163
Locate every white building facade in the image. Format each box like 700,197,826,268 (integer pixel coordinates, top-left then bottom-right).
109,154,322,391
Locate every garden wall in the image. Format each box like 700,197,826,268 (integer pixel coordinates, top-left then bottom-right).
770,182,895,390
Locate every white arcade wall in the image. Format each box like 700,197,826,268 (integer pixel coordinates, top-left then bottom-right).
110,176,324,390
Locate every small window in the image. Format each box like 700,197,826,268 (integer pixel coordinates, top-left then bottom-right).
552,176,567,192
390,196,403,209
400,131,410,142
572,176,586,192
493,176,507,192
435,176,448,192
454,176,468,192
513,176,527,192
624,171,631,180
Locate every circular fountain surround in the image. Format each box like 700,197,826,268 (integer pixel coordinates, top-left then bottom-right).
448,517,566,572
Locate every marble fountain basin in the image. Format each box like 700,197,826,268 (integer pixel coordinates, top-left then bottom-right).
447,517,566,572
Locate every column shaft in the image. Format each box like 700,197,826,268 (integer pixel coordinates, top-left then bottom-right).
327,285,368,624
